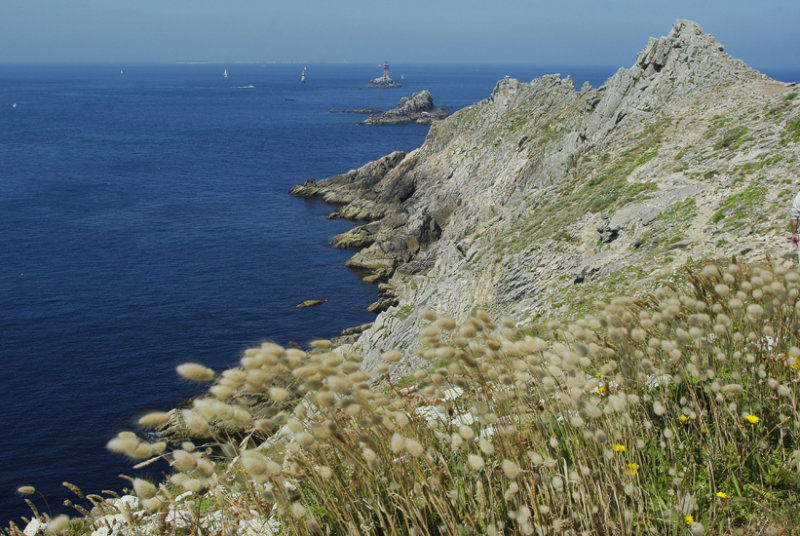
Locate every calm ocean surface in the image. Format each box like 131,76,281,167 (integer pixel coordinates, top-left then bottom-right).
0,62,796,523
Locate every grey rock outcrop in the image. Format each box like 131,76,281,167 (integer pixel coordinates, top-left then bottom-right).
362,90,449,125
291,20,800,377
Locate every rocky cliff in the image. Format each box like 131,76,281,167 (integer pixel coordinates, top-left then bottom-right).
292,20,800,376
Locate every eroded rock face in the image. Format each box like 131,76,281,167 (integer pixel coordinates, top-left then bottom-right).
291,19,799,376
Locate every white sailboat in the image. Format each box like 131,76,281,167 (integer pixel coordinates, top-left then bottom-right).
223,68,228,79
301,67,306,84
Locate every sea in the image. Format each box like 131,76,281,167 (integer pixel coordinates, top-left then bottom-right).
0,62,796,525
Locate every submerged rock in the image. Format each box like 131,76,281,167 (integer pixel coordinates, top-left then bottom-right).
296,299,327,308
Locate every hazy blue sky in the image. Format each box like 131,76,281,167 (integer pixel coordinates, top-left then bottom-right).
2,0,798,68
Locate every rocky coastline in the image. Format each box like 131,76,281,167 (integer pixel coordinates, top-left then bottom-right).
14,19,800,536
292,19,799,377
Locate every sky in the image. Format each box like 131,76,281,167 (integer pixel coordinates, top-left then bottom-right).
2,0,798,69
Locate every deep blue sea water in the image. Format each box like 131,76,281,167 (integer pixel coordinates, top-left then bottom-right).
0,62,796,524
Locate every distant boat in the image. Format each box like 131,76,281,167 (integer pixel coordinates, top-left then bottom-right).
301,67,306,84
120,69,124,75
12,102,16,108
223,68,228,79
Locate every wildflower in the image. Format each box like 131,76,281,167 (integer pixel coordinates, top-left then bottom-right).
679,414,689,423
612,443,626,452
715,491,727,498
596,385,605,394
745,415,760,424
684,514,694,526
625,463,639,476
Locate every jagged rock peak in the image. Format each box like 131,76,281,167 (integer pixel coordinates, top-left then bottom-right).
633,19,759,81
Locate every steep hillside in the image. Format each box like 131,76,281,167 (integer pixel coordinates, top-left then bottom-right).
292,20,800,374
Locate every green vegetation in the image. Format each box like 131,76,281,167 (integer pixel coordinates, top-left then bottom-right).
714,126,749,150
787,119,800,141
709,184,767,229
493,119,670,255
396,304,414,319
658,197,697,225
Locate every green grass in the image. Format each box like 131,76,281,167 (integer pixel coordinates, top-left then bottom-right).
709,184,767,228
787,119,800,141
715,126,749,150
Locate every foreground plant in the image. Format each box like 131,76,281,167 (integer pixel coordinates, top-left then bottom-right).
5,257,800,535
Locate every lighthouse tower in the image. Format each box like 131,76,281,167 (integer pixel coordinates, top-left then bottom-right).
368,62,402,88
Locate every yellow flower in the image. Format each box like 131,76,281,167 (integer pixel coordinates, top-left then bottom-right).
791,359,800,371
596,384,605,394
625,463,639,476
716,492,727,498
700,427,707,434
684,514,694,526
679,414,689,423
612,443,626,452
745,415,759,424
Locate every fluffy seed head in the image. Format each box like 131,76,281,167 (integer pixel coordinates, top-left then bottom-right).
106,434,139,456
176,362,215,382
458,425,475,440
269,387,290,402
405,438,424,457
467,454,485,471
266,460,282,477
137,411,170,428
182,410,209,436
502,459,522,479
172,450,197,472
383,351,403,363
48,514,70,534
241,451,267,475
182,479,202,492
133,478,158,500
391,433,405,454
